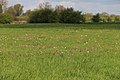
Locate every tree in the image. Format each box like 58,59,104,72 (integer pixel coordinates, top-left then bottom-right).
29,2,59,23
81,15,86,23
83,13,93,22
100,12,109,22
39,2,52,10
29,2,98,24
48,11,59,23
6,4,24,17
55,5,64,14
92,13,101,23
0,0,7,13
0,4,2,13
0,13,13,24
14,4,23,16
7,6,15,16
60,8,83,23
29,9,58,23
23,10,32,16
100,12,109,17
107,17,112,22
115,16,120,22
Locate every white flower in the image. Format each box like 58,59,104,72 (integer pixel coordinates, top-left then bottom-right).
87,51,90,53
85,35,88,37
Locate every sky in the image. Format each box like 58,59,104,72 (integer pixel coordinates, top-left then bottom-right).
8,0,120,15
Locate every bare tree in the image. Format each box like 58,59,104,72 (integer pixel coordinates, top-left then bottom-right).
0,0,7,13
55,5,64,14
39,2,52,10
14,4,24,16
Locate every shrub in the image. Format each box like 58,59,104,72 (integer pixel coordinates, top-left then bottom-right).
29,8,84,23
114,17,120,22
92,13,101,23
0,14,13,24
29,9,58,23
14,16,28,21
60,8,83,23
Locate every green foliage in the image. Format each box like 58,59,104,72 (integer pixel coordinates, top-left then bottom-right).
2,2,120,24
60,8,83,23
92,13,101,22
23,10,32,16
0,24,120,80
29,7,83,23
82,12,120,23
7,6,15,17
107,17,112,22
81,15,86,23
29,9,58,23
0,13,13,24
49,11,59,23
6,4,24,17
14,4,24,16
14,16,28,21
82,13,93,22
115,17,120,22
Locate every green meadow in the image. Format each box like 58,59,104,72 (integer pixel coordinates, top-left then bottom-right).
0,24,120,80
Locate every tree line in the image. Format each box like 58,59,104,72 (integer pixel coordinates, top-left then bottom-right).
0,1,120,24
28,6,84,23
25,2,120,23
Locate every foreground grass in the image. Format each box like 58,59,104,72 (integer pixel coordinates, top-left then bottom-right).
0,24,120,80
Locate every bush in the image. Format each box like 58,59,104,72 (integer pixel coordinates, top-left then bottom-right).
60,8,83,23
14,16,28,21
29,8,84,23
29,9,58,23
92,13,101,23
0,14,13,24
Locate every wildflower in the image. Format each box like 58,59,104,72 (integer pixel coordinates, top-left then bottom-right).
85,35,88,37
87,51,90,53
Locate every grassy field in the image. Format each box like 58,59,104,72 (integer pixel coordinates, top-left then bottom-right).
0,24,120,80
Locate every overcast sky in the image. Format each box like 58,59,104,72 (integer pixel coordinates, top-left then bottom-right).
8,0,120,15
